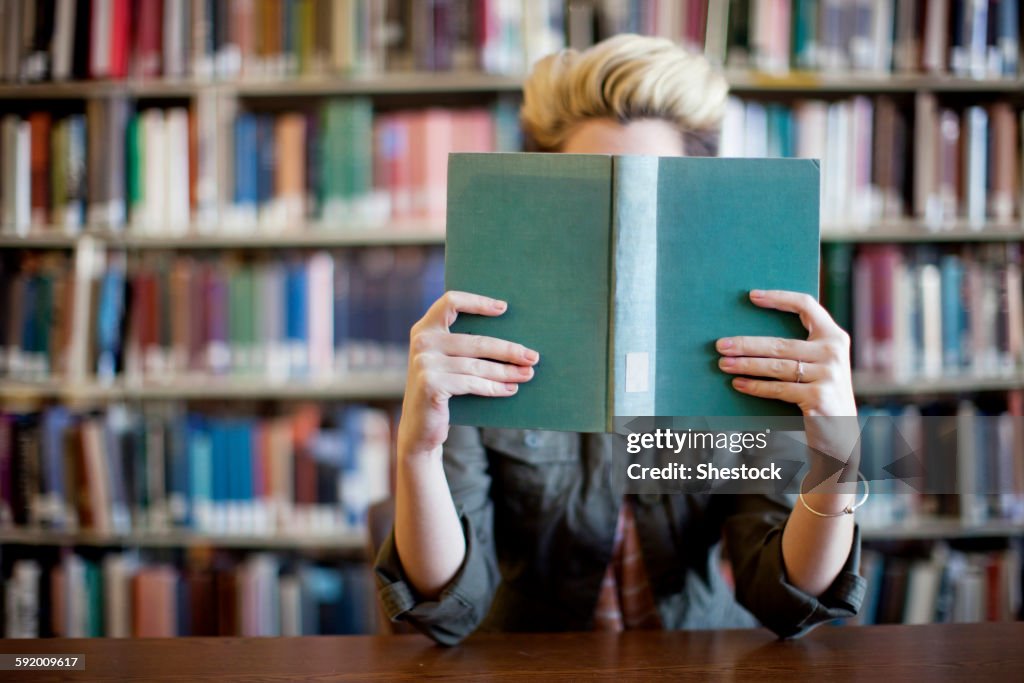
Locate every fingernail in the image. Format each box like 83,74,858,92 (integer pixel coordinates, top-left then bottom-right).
733,378,749,388
750,289,764,298
519,365,534,377
493,300,507,311
505,383,518,392
719,357,735,368
523,349,539,363
717,338,733,350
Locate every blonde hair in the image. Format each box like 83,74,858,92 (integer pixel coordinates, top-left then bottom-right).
521,34,729,155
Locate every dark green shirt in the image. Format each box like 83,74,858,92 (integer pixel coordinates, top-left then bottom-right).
374,426,865,645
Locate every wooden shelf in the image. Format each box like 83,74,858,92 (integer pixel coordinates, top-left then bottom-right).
0,527,368,553
0,374,407,402
0,225,446,249
822,220,1024,243
0,72,525,99
2,71,1023,99
862,519,1024,541
853,372,1024,396
724,70,1024,92
5,219,1024,250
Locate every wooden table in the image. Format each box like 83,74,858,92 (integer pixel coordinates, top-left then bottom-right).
2,623,1022,681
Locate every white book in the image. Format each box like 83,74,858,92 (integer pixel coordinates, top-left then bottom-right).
967,0,990,79
963,106,988,226
51,0,76,81
2,117,30,236
742,101,767,159
307,252,335,376
4,560,41,638
905,559,941,624
718,97,746,158
165,108,191,234
871,0,894,72
163,0,186,78
279,576,302,637
143,109,167,234
102,553,137,638
920,263,943,378
91,0,111,78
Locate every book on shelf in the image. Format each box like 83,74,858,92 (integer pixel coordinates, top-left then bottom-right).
854,545,1022,625
3,551,377,638
0,246,443,384
855,397,1024,530
581,0,1022,78
0,0,564,83
445,153,819,431
0,98,519,237
833,243,1024,380
0,403,391,537
722,94,1024,232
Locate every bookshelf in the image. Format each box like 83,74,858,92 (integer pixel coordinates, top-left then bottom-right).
1,0,1023,639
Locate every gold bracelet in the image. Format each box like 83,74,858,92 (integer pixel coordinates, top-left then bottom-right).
798,471,869,517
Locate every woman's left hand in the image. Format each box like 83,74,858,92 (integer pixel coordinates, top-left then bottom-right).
716,289,857,418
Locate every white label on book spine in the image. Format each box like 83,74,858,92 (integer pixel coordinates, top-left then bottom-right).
625,353,650,393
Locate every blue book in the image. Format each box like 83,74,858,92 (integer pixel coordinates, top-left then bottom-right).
40,407,72,529
257,115,276,208
210,420,229,525
187,416,212,531
445,154,820,432
167,410,191,528
940,254,964,371
997,0,1020,76
234,114,259,209
95,260,126,380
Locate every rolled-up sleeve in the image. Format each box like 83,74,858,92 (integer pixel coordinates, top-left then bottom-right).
373,425,500,645
720,494,866,638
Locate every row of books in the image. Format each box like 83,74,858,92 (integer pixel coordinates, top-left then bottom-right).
3,552,376,638
589,0,1022,78
0,0,564,83
0,403,391,536
823,243,1024,378
0,99,519,236
856,545,1022,625
721,95,1023,228
855,398,1024,529
0,246,443,382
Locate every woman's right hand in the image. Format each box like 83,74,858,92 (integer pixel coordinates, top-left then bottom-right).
398,291,539,459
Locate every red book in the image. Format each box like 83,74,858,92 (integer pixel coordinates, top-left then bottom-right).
29,112,52,227
871,246,901,374
133,0,163,77
133,566,178,637
108,0,131,79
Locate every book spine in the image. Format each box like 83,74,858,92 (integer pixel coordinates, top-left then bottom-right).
609,155,658,424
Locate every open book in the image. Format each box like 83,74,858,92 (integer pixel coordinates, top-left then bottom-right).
445,153,820,432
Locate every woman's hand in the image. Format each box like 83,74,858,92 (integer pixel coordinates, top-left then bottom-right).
398,290,539,458
716,289,856,418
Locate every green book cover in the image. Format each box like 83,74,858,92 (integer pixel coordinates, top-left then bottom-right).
126,114,143,214
445,153,820,433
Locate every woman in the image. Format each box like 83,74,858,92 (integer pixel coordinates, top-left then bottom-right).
375,34,865,645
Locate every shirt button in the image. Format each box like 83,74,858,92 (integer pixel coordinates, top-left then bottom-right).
524,433,542,448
